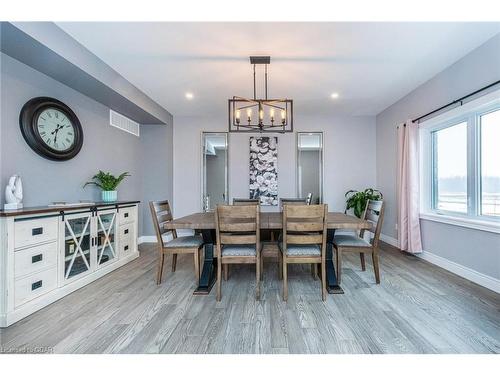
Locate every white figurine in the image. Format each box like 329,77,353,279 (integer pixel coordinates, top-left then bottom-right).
4,175,23,210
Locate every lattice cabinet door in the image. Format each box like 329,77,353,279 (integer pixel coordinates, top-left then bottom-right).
95,209,118,268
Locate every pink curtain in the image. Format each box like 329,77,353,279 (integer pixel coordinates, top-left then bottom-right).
397,120,423,253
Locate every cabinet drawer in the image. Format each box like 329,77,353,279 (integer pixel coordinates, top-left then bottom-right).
119,223,135,242
120,236,133,257
15,242,58,279
14,217,58,249
119,206,136,225
14,267,57,308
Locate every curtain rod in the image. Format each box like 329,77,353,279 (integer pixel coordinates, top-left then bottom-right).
409,80,500,124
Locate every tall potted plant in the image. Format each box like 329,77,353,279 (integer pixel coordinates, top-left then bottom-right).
345,188,383,218
84,171,130,202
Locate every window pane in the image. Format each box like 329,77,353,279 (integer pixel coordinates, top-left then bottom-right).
433,122,468,213
480,109,500,216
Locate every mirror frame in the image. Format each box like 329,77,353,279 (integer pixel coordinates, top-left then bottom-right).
201,132,229,211
296,132,324,204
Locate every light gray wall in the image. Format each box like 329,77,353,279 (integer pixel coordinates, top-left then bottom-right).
140,123,174,236
0,52,174,236
173,114,377,218
376,33,500,279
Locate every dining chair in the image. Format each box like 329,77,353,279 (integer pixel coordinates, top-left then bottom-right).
224,198,260,280
233,198,260,205
215,204,261,301
333,199,385,284
279,204,328,302
149,200,204,285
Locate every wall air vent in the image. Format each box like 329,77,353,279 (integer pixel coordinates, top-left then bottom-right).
109,110,140,136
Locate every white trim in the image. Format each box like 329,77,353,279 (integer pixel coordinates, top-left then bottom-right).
420,213,500,234
138,236,157,244
380,233,399,248
416,250,500,294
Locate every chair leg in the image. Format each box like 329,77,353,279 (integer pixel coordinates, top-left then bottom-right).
216,258,222,302
336,248,342,285
194,249,200,282
372,249,381,284
311,264,318,280
282,261,288,302
256,257,261,300
156,252,165,285
278,253,283,280
171,253,177,272
260,255,264,281
360,253,366,271
223,264,229,281
321,261,326,301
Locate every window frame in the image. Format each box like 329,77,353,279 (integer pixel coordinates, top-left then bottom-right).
420,89,500,229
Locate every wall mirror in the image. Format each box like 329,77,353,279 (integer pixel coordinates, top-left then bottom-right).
297,132,323,204
202,132,228,211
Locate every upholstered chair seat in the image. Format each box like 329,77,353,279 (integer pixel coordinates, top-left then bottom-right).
278,242,321,256
221,244,257,256
333,234,371,248
163,235,204,248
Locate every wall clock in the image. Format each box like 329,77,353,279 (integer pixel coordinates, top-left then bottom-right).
19,97,84,161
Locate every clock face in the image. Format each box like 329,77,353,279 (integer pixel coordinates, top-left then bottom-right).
20,97,84,161
36,108,76,152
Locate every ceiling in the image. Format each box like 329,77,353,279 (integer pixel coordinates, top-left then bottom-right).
57,22,500,119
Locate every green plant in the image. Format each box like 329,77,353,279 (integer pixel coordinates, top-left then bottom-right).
345,188,383,218
84,171,130,191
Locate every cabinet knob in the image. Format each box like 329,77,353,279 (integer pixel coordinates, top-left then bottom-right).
32,227,43,236
32,254,43,263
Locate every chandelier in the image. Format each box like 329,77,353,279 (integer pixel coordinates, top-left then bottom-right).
228,56,293,133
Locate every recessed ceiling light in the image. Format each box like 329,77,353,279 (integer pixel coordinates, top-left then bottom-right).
330,92,339,99
185,92,194,100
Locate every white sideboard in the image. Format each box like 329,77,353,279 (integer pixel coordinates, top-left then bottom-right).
0,201,140,327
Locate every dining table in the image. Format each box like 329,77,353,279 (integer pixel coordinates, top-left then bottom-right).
164,211,371,295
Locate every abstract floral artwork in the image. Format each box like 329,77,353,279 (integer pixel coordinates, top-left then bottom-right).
249,137,278,206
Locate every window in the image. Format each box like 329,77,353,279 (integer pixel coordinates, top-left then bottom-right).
432,122,468,213
421,91,500,226
480,109,500,216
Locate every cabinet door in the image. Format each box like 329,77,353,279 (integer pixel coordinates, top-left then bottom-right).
62,212,93,283
96,209,118,268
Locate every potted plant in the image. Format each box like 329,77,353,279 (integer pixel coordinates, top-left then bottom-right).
345,188,383,218
84,171,130,202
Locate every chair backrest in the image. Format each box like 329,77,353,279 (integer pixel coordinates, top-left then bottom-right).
233,198,260,206
305,192,313,205
282,204,328,250
215,204,260,250
280,197,308,211
360,200,385,248
149,200,175,248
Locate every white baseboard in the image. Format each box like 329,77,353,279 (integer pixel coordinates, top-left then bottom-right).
416,251,500,294
380,233,399,248
138,236,157,244
379,232,499,294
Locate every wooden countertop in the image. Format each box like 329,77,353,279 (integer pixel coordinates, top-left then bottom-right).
0,200,140,217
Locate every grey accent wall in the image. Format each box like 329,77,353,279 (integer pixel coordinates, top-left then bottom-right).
173,114,377,218
0,52,174,236
140,123,174,236
376,33,500,279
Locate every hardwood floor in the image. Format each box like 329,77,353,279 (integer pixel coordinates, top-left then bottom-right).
1,242,499,354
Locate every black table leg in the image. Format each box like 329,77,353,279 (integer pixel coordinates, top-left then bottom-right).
193,229,217,295
326,229,344,294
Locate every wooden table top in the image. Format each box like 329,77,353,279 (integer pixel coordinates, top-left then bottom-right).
164,211,371,230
